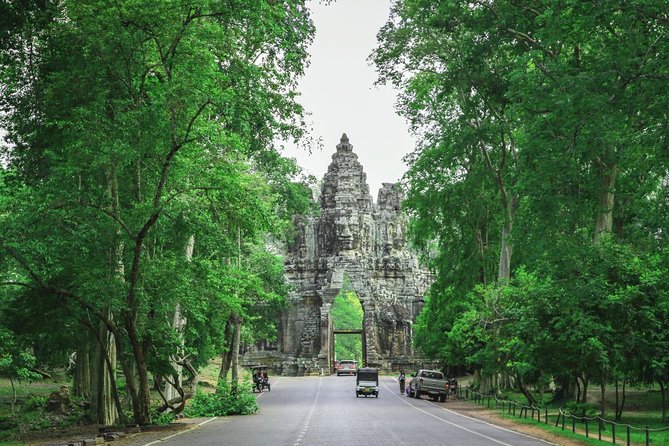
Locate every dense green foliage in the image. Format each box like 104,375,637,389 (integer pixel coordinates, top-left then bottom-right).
184,382,258,417
0,391,88,440
0,0,314,426
331,289,363,362
374,0,669,419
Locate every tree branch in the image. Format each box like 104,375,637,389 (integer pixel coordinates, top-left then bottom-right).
85,203,135,239
0,281,35,288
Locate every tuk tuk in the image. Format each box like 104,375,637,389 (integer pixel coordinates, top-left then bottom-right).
250,365,271,392
355,367,379,398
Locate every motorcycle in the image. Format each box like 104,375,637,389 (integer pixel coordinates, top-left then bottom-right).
251,365,271,392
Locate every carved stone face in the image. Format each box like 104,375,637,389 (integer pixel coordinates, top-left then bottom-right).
336,221,353,250
335,217,356,250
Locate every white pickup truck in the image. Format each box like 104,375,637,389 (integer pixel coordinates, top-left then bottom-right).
408,369,450,402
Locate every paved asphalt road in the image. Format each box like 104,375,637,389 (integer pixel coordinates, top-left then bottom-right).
138,375,554,446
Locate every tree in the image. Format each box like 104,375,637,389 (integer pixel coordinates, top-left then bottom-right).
0,0,314,425
374,0,669,410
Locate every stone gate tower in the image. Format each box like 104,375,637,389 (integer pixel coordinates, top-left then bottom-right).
244,134,432,375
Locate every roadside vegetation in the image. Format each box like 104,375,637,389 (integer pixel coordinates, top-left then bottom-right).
463,384,669,445
0,362,259,443
373,0,669,433
0,0,316,434
0,375,86,443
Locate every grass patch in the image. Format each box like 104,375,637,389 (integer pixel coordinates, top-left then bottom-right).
0,377,76,442
0,377,63,400
507,414,610,446
463,386,669,446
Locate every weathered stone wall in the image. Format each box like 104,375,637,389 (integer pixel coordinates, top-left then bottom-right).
243,134,433,375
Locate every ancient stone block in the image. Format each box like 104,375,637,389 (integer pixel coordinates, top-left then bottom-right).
46,386,71,414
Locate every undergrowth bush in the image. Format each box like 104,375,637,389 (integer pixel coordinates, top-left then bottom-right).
24,395,47,410
563,401,599,418
185,382,258,417
150,408,175,426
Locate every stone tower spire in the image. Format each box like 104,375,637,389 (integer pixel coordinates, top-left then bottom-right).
337,133,351,151
318,134,373,255
320,133,372,212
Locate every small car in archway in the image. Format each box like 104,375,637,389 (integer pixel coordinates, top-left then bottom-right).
336,359,358,376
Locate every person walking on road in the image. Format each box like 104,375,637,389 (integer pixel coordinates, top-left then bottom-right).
398,370,406,395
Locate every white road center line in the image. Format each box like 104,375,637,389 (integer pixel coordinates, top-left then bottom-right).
293,376,322,446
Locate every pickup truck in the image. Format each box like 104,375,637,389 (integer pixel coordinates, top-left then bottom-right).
408,369,449,402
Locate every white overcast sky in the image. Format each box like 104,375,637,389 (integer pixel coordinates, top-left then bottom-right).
280,0,416,200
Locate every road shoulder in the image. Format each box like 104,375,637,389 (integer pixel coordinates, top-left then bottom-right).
443,399,590,446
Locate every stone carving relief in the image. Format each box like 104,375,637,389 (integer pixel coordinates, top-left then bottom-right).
242,134,433,375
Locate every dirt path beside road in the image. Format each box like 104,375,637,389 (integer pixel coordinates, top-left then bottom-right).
443,398,590,446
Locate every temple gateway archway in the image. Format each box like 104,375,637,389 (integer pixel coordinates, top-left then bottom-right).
243,134,433,375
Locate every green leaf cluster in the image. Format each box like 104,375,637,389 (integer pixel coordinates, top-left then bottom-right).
184,381,258,417
0,0,315,425
374,0,669,412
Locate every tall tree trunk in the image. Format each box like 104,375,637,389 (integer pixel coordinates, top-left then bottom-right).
593,162,617,245
73,341,91,399
660,380,667,423
230,313,242,391
113,332,140,419
582,374,589,403
516,374,537,406
124,315,152,425
471,368,482,391
90,312,118,425
477,139,519,285
230,228,243,392
615,380,626,420
614,379,619,419
537,371,546,404
501,370,512,389
599,372,607,421
164,302,185,403
476,226,487,285
554,374,574,402
575,373,589,403
9,376,16,412
497,205,515,284
87,317,128,426
89,165,122,425
217,319,234,387
122,359,138,411
165,235,194,404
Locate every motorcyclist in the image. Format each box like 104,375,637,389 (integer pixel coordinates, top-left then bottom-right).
252,369,262,391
